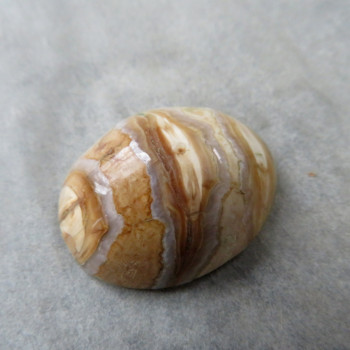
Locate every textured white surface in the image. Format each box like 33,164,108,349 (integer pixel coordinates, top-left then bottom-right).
1,1,349,349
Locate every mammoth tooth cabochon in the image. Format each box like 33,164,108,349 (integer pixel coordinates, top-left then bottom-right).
58,107,276,289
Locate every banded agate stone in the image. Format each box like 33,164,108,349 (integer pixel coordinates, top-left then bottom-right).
58,107,276,289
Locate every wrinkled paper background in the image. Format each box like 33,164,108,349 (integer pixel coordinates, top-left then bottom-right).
1,1,349,349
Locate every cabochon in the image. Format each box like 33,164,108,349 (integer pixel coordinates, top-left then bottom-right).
58,108,276,289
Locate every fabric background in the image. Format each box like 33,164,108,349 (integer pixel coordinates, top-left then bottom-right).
1,1,349,349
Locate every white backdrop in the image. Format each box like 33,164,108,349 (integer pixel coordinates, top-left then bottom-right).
1,1,349,349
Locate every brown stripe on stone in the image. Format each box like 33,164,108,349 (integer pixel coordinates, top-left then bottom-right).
84,128,131,164
218,114,257,242
94,141,165,289
59,170,108,264
219,113,272,241
170,109,237,280
127,114,189,278
237,124,276,232
131,111,218,285
157,109,226,284
121,115,181,287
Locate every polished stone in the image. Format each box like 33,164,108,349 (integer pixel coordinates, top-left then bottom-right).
1,1,349,349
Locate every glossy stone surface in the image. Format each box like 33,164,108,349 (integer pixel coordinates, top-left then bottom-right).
58,107,276,289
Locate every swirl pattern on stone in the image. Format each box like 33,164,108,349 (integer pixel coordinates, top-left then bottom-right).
58,107,276,289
